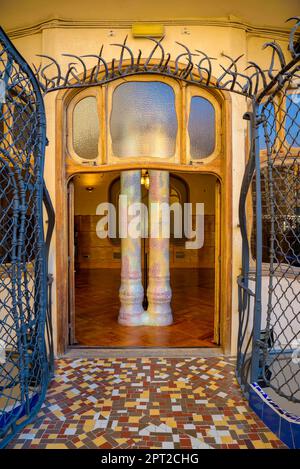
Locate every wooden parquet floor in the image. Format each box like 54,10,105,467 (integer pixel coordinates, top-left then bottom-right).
74,268,216,347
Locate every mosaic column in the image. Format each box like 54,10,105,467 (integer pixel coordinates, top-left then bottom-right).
118,170,144,326
146,170,173,326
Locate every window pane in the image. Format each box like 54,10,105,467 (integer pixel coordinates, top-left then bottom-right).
286,93,300,147
188,96,215,158
258,103,276,150
110,82,177,158
73,96,99,159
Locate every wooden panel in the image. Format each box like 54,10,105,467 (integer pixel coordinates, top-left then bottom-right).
214,179,221,344
68,182,76,344
76,215,121,269
78,230,117,248
77,215,101,232
78,247,121,269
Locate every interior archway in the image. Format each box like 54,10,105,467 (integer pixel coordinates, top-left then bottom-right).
71,170,219,347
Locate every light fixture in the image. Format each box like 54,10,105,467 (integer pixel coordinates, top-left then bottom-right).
141,170,150,190
132,23,164,38
86,186,94,192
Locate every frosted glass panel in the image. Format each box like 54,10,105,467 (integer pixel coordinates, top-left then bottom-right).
188,96,215,158
73,96,99,159
110,82,177,157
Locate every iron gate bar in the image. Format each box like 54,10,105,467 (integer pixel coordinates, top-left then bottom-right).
237,109,257,392
250,101,263,385
43,182,55,375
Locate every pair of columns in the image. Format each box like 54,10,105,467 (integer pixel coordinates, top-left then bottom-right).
118,170,172,326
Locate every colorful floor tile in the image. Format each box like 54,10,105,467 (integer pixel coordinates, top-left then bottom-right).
7,357,286,449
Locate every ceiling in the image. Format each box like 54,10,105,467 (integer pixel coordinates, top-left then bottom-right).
1,0,298,32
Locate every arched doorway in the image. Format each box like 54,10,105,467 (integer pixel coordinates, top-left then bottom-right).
70,171,220,347
54,65,232,354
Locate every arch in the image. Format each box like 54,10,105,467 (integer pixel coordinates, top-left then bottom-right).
54,67,233,355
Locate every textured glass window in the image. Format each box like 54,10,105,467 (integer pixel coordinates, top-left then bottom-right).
286,93,300,147
73,96,99,159
110,82,177,157
188,97,215,158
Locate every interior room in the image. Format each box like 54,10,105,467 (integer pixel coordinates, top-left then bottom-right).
71,171,219,347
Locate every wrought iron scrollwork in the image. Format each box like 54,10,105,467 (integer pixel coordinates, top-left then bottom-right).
33,17,300,99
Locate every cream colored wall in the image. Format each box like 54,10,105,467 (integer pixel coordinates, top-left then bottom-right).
9,22,291,356
2,1,297,32
179,174,216,215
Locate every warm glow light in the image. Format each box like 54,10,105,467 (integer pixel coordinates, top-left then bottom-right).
141,170,150,190
144,175,150,190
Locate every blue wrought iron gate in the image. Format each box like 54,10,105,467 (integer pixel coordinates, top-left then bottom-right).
0,28,54,447
237,23,300,403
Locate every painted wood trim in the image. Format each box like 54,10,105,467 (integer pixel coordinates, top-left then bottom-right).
68,180,76,344
214,178,221,344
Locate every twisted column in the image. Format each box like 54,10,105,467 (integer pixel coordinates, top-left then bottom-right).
146,170,173,326
118,170,144,325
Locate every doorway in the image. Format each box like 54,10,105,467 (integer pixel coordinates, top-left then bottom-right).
68,170,220,347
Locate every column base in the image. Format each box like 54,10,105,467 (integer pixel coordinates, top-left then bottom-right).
145,281,173,326
118,312,145,326
145,296,173,326
118,281,144,326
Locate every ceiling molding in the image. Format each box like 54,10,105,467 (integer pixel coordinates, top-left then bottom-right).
6,16,295,41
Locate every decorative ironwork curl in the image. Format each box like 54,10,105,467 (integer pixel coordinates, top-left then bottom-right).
287,16,300,58
33,17,300,99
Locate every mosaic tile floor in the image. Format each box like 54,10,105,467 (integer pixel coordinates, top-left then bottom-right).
7,357,286,449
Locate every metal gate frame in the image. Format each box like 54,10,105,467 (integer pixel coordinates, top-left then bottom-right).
237,21,300,402
0,28,54,448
